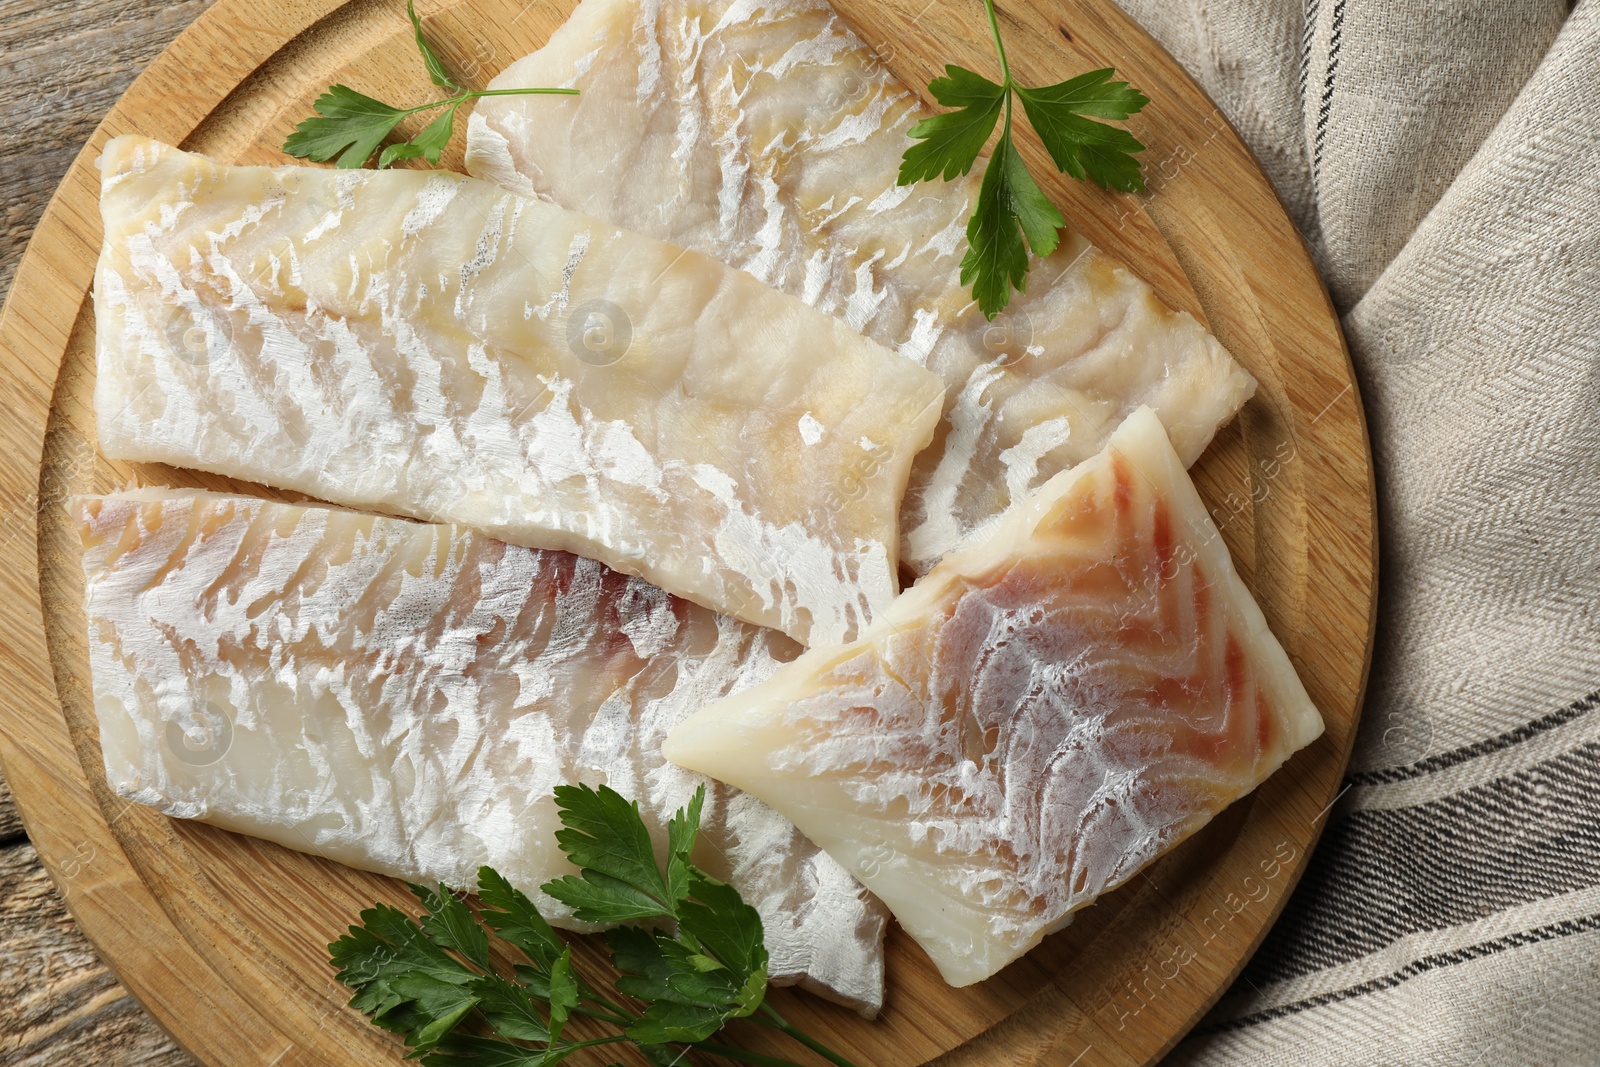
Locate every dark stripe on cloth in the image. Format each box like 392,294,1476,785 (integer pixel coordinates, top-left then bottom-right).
1311,0,1346,178
1299,0,1321,106
1238,740,1600,986
1199,912,1600,1034
1348,688,1600,786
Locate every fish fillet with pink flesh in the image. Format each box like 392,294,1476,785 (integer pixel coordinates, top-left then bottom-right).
466,0,1257,573
665,408,1323,987
77,489,889,1014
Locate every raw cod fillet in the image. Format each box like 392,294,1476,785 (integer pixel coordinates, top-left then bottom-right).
77,488,889,1014
94,135,947,647
465,0,1257,572
664,408,1324,987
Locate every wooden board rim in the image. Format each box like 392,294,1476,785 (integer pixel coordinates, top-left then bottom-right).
0,0,1378,1064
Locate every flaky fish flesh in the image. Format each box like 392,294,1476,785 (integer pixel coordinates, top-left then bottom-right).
665,408,1323,987
77,488,888,1014
95,135,946,646
466,0,1257,572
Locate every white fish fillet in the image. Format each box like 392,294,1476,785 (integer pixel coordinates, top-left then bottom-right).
665,408,1324,987
77,488,888,1014
465,0,1257,572
94,135,946,647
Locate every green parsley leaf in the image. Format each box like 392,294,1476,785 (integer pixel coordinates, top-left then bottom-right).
606,868,767,1046
546,947,579,1040
627,1000,730,1046
637,1046,687,1067
634,934,743,1008
960,127,1062,315
961,130,1065,317
541,869,668,925
607,925,680,1004
284,0,577,169
378,104,459,168
898,65,1006,184
510,964,552,1000
283,85,411,169
412,882,493,970
407,0,459,91
329,902,481,1048
895,0,1148,317
542,784,672,921
476,867,564,970
422,1035,547,1066
468,973,550,1043
332,902,475,992
550,784,667,895
664,785,704,906
1016,69,1149,191
332,785,861,1067
677,868,767,983
390,973,480,1051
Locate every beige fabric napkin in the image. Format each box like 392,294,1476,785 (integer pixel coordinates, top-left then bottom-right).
1109,1,1600,1062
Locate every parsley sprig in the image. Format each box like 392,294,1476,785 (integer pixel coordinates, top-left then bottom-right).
897,0,1150,319
284,0,577,169
331,783,860,1066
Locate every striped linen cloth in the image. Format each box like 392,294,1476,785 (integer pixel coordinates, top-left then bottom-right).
1107,1,1600,1062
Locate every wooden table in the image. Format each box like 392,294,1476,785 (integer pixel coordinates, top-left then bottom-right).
0,0,205,1060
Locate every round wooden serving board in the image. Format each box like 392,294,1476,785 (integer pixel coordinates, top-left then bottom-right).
0,0,1376,1064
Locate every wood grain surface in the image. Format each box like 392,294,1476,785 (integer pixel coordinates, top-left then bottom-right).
1,2,203,1061
0,0,1377,1065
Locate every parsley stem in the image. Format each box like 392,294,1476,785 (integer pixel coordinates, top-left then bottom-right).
981,0,1013,90
754,1004,860,1067
467,87,581,98
402,85,579,117
1002,78,1015,145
